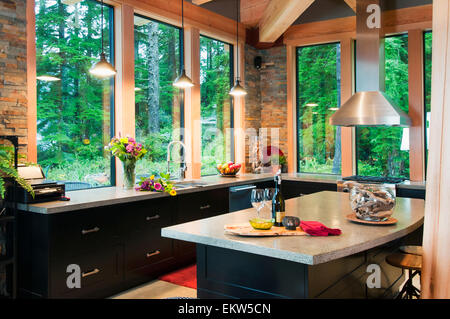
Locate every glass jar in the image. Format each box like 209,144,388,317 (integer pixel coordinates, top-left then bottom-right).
349,183,396,221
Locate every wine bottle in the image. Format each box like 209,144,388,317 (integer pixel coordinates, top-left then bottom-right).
272,170,285,227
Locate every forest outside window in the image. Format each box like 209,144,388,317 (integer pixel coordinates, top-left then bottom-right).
35,0,115,190
134,15,182,178
424,31,432,170
200,36,234,176
356,34,409,179
296,42,342,175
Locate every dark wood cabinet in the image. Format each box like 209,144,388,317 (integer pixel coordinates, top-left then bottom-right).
18,187,230,298
282,180,337,199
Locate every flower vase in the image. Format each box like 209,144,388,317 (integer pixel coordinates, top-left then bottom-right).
122,160,136,189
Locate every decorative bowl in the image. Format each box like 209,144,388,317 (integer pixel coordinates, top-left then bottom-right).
249,218,274,230
348,183,396,222
217,166,241,177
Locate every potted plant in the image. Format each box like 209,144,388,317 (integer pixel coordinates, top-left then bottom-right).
105,137,147,189
0,145,34,200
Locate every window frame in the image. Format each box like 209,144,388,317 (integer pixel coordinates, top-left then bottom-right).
199,33,235,175
295,41,342,175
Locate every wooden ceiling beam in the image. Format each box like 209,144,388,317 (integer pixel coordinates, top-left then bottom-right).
192,0,213,5
344,0,356,12
259,0,315,43
240,0,270,27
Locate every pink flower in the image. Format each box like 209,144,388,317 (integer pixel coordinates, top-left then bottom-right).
126,144,134,153
154,183,162,191
128,137,135,143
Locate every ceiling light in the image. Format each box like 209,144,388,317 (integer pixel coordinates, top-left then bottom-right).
229,0,246,97
173,0,193,88
89,0,116,79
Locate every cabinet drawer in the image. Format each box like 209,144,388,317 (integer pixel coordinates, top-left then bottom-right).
50,246,122,298
125,231,174,272
178,188,228,222
119,197,175,235
49,207,117,256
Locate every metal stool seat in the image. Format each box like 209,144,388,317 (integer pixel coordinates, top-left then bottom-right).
399,245,423,256
386,253,422,299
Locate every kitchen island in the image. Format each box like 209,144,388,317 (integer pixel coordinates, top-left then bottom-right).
162,191,425,299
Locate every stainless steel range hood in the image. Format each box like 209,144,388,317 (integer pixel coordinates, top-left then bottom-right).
330,0,411,127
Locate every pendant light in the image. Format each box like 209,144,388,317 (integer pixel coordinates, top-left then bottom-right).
173,0,194,88
89,0,116,78
229,0,247,97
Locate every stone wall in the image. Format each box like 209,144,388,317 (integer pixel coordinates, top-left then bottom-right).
244,45,288,172
0,0,27,155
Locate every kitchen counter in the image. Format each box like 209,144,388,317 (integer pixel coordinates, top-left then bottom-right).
162,191,424,299
17,173,338,214
162,191,424,265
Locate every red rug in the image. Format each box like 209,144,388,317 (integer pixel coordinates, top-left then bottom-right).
159,264,197,289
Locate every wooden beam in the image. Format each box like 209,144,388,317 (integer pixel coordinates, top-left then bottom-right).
286,45,297,173
343,0,356,12
184,27,202,179
283,4,432,46
26,0,37,163
192,0,213,5
422,0,450,299
259,0,315,43
340,37,355,177
241,0,270,27
408,29,425,182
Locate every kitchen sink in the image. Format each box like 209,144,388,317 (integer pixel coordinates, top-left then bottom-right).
172,181,209,189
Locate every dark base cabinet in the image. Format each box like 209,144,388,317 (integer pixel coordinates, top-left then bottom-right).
282,180,337,200
18,188,229,299
196,233,417,299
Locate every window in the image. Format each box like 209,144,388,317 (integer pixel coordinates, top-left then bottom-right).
296,43,341,174
134,15,182,178
424,31,432,169
35,0,115,190
356,34,409,178
200,36,234,175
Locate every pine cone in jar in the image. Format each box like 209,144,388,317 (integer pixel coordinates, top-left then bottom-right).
349,184,395,221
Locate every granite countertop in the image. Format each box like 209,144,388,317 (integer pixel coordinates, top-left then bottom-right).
161,191,425,265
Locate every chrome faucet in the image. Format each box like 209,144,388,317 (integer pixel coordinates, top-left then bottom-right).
167,140,187,181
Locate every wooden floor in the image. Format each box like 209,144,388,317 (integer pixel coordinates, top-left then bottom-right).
111,280,197,299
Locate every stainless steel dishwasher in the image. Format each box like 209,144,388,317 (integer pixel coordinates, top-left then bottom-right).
229,184,257,212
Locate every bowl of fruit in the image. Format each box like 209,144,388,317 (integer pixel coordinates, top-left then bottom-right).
217,162,241,177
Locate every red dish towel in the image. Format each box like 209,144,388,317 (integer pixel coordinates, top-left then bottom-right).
300,221,342,236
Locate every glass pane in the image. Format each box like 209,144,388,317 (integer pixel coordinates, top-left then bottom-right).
35,0,114,190
200,36,233,176
356,35,409,178
424,31,432,169
297,43,341,174
134,16,181,179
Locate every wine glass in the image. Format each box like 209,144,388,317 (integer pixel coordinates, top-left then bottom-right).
262,188,275,220
251,189,265,218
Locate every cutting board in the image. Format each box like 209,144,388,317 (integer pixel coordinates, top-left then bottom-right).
224,224,307,237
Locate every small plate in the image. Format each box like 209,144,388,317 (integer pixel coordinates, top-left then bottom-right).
345,213,398,225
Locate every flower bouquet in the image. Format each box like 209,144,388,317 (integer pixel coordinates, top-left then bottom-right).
105,137,147,189
136,173,177,196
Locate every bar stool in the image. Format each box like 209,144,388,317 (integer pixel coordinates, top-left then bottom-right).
399,245,423,256
386,252,422,299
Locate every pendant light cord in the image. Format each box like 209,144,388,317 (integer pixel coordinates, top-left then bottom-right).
181,0,185,71
236,0,239,82
101,0,104,54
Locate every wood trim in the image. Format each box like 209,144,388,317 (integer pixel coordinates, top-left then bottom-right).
114,0,245,45
340,37,355,177
184,27,201,179
286,45,297,173
283,5,432,46
26,0,37,163
258,0,315,43
343,0,356,12
421,0,450,299
114,4,135,186
192,0,212,5
234,41,246,171
408,29,426,182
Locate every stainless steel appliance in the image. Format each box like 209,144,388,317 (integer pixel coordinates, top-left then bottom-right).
229,184,257,212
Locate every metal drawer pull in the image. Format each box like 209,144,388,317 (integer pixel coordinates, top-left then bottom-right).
146,250,161,258
146,214,160,221
82,268,100,278
81,227,100,235
200,204,211,210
